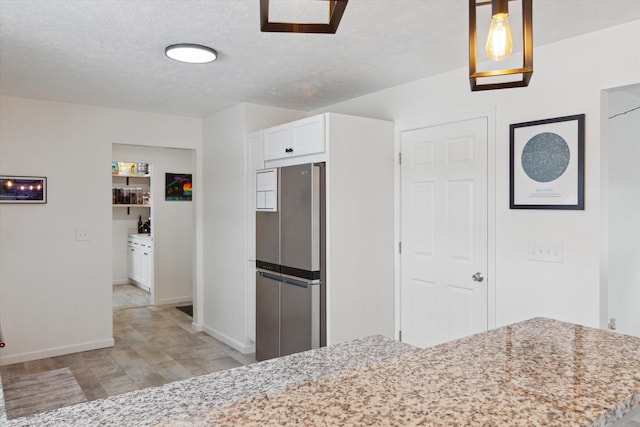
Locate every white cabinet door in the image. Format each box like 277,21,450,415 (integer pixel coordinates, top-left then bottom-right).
291,115,325,157
128,244,137,282
263,115,326,161
263,124,291,161
140,249,151,291
128,245,141,283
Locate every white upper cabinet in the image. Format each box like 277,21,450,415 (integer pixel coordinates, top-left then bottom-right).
263,115,325,161
291,115,325,157
263,124,290,160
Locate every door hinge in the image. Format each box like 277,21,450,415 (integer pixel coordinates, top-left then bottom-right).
398,152,402,165
399,330,402,342
398,242,402,254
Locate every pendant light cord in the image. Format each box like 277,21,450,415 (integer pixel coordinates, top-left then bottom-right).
608,105,640,119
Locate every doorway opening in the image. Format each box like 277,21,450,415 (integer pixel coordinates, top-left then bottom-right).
602,83,640,338
111,144,194,313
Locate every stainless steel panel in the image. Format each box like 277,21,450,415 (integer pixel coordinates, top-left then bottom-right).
280,164,320,272
256,209,280,266
255,272,280,361
280,281,318,356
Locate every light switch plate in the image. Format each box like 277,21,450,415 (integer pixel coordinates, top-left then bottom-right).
528,241,563,263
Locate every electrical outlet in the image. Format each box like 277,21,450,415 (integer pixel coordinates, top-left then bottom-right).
76,229,90,241
528,241,563,263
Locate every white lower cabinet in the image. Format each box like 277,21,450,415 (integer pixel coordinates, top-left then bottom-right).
128,234,153,293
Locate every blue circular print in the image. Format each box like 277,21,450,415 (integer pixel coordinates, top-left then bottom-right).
521,132,570,183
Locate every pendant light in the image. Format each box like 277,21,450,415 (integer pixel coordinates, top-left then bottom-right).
469,0,533,91
260,0,348,34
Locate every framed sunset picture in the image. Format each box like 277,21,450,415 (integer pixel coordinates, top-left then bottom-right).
165,173,192,201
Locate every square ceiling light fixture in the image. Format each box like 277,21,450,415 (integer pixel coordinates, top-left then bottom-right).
260,0,348,34
469,0,533,91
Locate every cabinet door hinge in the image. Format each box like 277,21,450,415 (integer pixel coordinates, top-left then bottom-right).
399,330,402,342
398,152,402,165
399,241,402,254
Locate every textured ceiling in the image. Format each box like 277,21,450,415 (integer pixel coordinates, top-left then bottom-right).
1,0,640,118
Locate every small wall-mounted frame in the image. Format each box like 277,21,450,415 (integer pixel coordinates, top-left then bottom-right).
165,173,192,201
510,114,585,210
0,176,47,204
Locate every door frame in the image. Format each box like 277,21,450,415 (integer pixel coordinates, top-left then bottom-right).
394,108,497,340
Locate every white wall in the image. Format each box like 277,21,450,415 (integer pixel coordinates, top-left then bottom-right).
0,96,201,365
112,144,195,305
606,89,640,337
201,103,305,352
326,114,395,344
312,21,640,330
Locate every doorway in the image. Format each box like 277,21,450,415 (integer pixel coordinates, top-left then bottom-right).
399,116,490,348
111,144,195,313
603,83,640,338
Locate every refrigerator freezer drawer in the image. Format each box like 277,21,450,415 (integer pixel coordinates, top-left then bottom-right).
256,272,280,361
255,270,320,361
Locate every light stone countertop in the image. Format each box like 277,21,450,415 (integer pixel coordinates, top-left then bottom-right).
0,335,415,426
2,318,639,426
158,318,640,427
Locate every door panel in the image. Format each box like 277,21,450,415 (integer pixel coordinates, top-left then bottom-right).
256,274,280,361
280,164,314,272
280,282,312,357
256,210,280,266
401,117,488,348
408,279,436,348
446,180,474,261
446,284,475,340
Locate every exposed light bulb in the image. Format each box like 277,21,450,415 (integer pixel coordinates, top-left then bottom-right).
485,12,513,61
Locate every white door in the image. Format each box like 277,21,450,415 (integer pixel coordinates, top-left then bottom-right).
400,117,488,348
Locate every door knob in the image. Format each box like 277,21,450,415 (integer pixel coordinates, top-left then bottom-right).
472,272,484,282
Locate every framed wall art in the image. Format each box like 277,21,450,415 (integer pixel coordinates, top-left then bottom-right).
510,114,585,210
165,173,192,201
0,176,47,204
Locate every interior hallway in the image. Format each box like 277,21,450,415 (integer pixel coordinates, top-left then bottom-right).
0,285,256,419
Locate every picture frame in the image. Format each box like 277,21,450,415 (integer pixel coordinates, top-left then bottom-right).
510,114,585,210
165,173,192,201
0,176,47,204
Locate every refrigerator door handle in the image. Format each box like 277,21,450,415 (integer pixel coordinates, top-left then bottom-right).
257,270,282,282
281,274,319,289
257,270,319,288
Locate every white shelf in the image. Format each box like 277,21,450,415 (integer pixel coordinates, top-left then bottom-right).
112,174,151,178
113,204,151,208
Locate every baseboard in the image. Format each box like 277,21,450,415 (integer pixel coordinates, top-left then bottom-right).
112,279,130,286
0,338,115,366
158,296,192,306
201,324,255,354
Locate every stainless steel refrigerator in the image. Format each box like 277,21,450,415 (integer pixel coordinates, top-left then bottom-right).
255,163,326,361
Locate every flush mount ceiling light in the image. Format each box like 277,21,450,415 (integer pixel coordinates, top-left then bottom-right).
165,43,217,64
260,0,348,34
469,0,533,91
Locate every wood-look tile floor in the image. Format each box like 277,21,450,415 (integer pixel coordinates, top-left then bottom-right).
0,285,256,417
